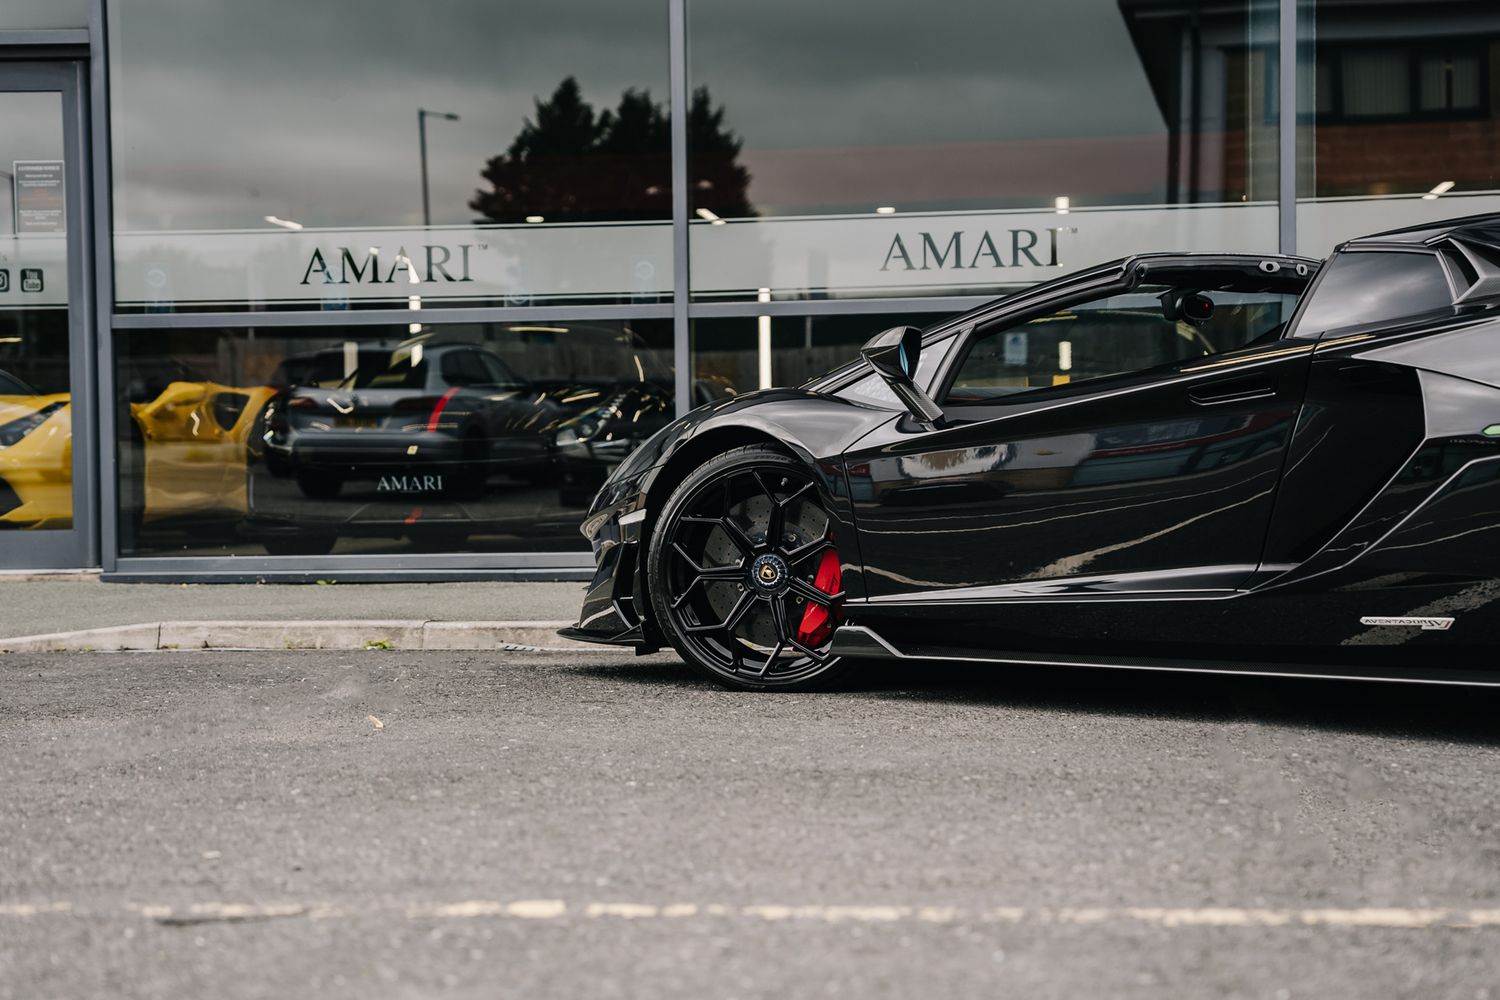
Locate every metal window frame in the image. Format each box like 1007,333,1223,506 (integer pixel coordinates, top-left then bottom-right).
75,0,1305,581
1279,0,1297,254
0,30,89,48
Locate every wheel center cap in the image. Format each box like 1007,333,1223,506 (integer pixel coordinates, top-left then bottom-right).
750,553,790,594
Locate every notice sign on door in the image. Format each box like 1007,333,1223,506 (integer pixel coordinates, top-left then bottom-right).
13,160,65,235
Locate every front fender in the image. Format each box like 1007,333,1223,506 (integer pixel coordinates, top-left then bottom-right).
604,388,898,505
574,390,900,647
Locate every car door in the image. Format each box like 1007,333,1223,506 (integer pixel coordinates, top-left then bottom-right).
844,256,1315,602
472,348,551,470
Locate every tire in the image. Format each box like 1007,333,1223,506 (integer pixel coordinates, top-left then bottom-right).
264,451,292,478
296,470,342,500
647,445,853,691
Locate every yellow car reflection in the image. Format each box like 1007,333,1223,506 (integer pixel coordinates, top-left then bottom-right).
0,389,71,529
0,378,275,530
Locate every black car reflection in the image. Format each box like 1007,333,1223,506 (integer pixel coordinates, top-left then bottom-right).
552,377,734,506
262,341,559,499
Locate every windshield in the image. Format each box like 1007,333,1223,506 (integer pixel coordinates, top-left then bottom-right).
338,348,429,390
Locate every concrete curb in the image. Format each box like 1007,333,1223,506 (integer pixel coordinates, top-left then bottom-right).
0,620,605,654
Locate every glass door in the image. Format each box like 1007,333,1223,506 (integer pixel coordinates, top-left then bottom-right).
0,62,92,569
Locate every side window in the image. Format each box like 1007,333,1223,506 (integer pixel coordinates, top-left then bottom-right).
839,334,954,409
479,352,522,387
440,350,489,386
1291,251,1453,339
945,286,1299,404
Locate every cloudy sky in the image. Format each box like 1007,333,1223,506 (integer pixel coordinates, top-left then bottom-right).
106,0,1213,230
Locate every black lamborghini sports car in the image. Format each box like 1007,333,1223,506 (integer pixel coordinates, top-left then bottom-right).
562,214,1500,691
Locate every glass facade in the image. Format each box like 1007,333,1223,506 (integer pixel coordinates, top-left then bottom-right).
106,0,673,311
0,2,89,30
0,93,71,531
687,0,1281,302
0,0,1495,575
1296,1,1500,255
115,319,673,556
690,313,934,398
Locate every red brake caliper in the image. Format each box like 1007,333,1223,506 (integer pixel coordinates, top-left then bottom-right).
794,543,842,647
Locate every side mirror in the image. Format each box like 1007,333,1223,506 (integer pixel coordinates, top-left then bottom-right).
860,326,945,425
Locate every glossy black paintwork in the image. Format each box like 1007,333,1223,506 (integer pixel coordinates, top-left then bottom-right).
1259,359,1425,564
567,222,1500,682
595,388,889,498
572,387,901,650
844,351,1307,599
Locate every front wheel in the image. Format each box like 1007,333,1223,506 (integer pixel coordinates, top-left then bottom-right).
647,445,851,691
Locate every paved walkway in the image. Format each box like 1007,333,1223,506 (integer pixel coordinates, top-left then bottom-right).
0,578,592,652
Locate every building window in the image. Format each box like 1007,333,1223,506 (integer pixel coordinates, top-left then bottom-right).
1268,42,1488,122
686,0,1281,304
106,0,673,312
1310,43,1488,122
1418,50,1484,114
1295,5,1500,256
115,319,674,557
690,312,947,400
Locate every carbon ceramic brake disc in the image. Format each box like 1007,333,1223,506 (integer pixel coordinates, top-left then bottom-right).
702,495,831,649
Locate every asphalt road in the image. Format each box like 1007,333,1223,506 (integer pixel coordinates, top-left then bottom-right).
3,649,1500,999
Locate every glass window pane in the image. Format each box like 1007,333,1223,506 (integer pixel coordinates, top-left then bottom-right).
116,319,674,556
1418,52,1481,112
1315,58,1335,115
1297,6,1500,255
0,0,87,30
690,312,941,399
948,288,1299,402
0,91,71,530
108,0,671,311
1291,251,1452,338
1340,48,1410,117
688,0,1280,303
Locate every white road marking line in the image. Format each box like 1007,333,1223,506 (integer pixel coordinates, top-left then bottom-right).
185,903,308,919
414,899,567,920
7,901,1500,929
1122,908,1294,927
742,904,910,923
0,902,71,916
1298,908,1452,928
587,902,662,919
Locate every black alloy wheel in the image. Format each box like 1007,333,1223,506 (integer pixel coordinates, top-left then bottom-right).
648,445,851,691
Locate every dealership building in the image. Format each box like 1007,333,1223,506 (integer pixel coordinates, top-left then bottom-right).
0,0,1496,579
